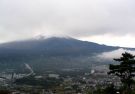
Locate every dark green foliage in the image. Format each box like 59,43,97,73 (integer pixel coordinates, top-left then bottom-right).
108,52,135,93
15,76,62,89
0,90,10,94
103,84,117,94
89,84,117,94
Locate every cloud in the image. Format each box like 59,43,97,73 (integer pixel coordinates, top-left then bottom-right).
0,0,135,44
97,48,135,60
80,34,135,47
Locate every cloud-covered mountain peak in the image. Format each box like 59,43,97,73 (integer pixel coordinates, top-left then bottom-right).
33,34,73,40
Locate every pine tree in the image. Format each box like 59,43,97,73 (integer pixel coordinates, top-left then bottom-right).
108,52,135,93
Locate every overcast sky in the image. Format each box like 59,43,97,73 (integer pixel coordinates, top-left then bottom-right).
0,0,135,47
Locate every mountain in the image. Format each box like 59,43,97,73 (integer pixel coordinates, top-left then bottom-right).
0,37,119,56
0,37,132,72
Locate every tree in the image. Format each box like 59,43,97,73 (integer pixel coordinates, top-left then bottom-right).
103,84,117,94
0,90,10,94
108,52,135,94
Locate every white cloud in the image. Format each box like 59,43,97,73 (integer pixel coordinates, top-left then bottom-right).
97,48,135,60
80,34,135,47
0,0,135,47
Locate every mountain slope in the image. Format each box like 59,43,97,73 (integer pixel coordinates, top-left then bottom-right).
0,37,129,72
0,37,119,56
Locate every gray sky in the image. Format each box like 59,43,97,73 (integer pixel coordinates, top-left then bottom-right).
0,0,135,47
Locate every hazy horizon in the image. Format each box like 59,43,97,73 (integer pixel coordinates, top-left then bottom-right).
0,35,134,48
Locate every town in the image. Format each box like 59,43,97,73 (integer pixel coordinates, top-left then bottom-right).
0,64,121,94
